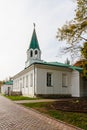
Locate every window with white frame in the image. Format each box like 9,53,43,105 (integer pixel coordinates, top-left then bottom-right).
47,73,52,87
26,75,28,87
62,73,67,87
30,73,33,87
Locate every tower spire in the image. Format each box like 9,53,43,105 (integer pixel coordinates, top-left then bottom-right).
29,24,40,50
25,24,41,68
33,23,35,28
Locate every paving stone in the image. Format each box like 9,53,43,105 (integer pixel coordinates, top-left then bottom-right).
0,95,82,130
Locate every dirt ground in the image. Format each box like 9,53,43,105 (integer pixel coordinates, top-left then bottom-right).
50,98,87,113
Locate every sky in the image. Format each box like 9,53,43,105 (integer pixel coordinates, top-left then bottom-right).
0,0,76,81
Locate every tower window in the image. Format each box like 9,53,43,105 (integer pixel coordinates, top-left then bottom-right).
30,50,33,57
35,50,38,55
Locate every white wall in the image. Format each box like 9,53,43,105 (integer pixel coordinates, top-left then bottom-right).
1,85,13,95
36,68,71,95
13,69,35,97
71,70,80,97
13,65,80,97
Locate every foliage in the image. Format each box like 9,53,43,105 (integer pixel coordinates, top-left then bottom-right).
81,42,87,59
57,0,87,78
57,0,87,44
22,102,87,129
81,60,87,79
74,59,87,79
56,0,87,62
81,42,87,79
0,81,4,89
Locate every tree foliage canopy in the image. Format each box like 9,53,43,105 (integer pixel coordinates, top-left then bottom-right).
81,42,87,59
56,0,87,79
57,0,87,44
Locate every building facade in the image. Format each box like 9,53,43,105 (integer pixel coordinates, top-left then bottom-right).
1,80,13,95
13,26,84,97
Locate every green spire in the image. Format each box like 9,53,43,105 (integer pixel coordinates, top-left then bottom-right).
29,24,40,50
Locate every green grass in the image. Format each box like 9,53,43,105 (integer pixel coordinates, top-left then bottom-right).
22,102,87,129
5,95,41,101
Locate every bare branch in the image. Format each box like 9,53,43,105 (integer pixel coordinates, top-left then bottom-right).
80,36,87,41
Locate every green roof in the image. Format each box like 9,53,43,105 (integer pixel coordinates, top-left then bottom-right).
5,80,13,85
69,66,83,72
29,28,40,50
48,62,69,67
48,62,82,72
30,61,83,72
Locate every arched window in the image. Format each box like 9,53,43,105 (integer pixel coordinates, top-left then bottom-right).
30,50,33,57
35,50,38,55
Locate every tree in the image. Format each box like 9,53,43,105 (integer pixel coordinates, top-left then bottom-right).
0,81,4,92
56,0,87,79
81,42,87,79
57,0,87,43
81,42,87,59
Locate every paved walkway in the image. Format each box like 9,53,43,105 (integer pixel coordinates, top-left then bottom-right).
0,95,82,130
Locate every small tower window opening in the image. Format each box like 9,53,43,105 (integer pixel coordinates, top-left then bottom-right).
35,50,38,55
30,50,33,57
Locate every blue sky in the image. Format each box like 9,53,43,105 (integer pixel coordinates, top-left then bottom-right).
0,0,76,80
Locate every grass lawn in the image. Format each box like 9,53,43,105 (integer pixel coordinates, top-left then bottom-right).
22,102,87,129
5,95,41,101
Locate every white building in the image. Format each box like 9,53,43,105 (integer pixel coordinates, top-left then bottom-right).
13,25,84,97
1,80,13,95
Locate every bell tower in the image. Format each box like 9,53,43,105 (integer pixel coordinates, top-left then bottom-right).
25,24,41,68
